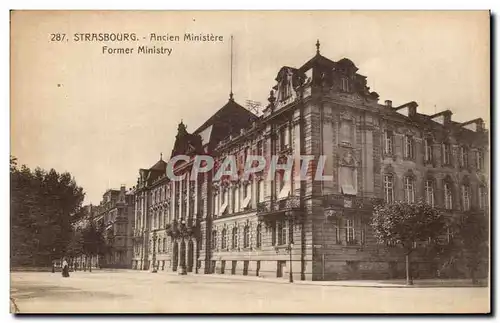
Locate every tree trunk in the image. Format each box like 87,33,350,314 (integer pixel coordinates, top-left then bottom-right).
405,253,413,285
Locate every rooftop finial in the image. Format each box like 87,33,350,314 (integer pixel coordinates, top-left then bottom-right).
316,39,320,55
160,152,163,160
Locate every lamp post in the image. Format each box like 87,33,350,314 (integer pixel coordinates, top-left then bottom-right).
288,241,294,283
179,219,187,275
151,231,157,273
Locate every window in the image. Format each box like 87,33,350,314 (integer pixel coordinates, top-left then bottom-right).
335,219,341,244
257,141,263,156
231,186,238,213
425,180,435,207
278,126,289,151
211,230,217,249
340,166,357,195
459,147,468,168
442,143,451,165
232,227,238,249
242,183,251,210
479,186,487,210
404,177,415,203
476,150,484,170
213,193,219,217
277,220,287,245
163,238,166,253
221,228,227,249
360,224,366,245
340,119,353,144
257,180,264,204
383,174,394,204
461,184,470,211
256,224,262,248
346,218,355,244
157,238,161,253
446,227,454,244
404,135,414,159
444,183,453,210
220,189,229,215
384,130,393,155
271,222,277,246
278,170,286,193
243,226,250,248
341,78,350,92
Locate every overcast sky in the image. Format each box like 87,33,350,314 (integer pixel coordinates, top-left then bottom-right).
11,11,489,204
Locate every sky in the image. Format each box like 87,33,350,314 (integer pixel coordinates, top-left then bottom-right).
10,11,490,205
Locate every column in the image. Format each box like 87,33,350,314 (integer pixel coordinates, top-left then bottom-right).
186,176,191,221
293,109,302,196
170,181,175,220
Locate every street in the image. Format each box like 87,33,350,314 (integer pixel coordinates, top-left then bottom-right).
10,271,490,314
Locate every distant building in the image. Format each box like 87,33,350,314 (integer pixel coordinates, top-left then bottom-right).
132,41,489,280
97,186,135,268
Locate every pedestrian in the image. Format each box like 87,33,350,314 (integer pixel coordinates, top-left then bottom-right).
62,258,70,278
51,261,55,273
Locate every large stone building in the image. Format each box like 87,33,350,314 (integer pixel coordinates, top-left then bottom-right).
96,186,135,268
132,42,489,280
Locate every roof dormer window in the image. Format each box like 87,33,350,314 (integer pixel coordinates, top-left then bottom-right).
341,78,350,92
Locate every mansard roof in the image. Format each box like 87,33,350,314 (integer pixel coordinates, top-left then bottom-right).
149,158,166,171
194,98,257,135
298,53,336,73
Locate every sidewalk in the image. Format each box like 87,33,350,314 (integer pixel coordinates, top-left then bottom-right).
160,271,488,288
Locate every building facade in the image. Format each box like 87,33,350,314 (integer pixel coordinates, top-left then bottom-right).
132,42,489,280
96,186,135,268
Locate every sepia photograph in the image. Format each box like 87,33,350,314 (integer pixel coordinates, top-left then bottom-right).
9,10,490,314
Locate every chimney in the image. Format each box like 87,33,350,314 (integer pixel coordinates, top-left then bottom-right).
443,110,452,126
385,100,392,108
120,185,126,192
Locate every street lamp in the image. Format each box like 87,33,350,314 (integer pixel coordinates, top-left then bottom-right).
179,219,187,275
288,242,294,283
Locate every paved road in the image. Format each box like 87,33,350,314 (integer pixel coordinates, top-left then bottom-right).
10,271,490,314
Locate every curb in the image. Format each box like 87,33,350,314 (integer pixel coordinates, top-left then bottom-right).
160,271,486,288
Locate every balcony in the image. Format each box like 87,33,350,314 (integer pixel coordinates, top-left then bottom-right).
165,218,199,238
322,194,383,210
257,196,301,222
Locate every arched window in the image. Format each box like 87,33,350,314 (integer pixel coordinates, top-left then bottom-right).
221,228,227,249
256,224,262,248
232,227,238,249
404,176,415,203
243,225,250,248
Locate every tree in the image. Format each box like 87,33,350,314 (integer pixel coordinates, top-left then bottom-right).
371,200,446,285
455,212,489,285
80,221,107,272
10,155,86,267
